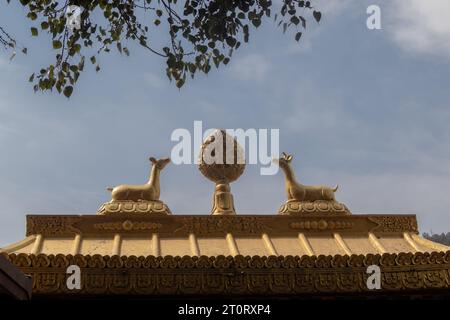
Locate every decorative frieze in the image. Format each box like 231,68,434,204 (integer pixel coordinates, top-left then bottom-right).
279,201,351,216
5,251,450,296
94,220,163,232
290,219,354,231
97,200,171,215
26,214,418,237
369,216,418,233
175,216,271,235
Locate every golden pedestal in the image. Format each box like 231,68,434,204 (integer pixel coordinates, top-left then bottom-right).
211,183,236,215
278,200,351,216
97,200,172,215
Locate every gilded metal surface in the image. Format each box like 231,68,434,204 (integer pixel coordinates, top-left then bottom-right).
278,200,351,215
276,153,348,215
25,214,417,237
94,220,163,232
369,216,419,233
5,251,450,296
289,219,354,231
99,157,171,215
97,200,171,215
107,157,170,202
198,130,245,215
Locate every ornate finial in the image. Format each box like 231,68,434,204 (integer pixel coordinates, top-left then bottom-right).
97,156,172,215
198,130,245,215
275,152,351,215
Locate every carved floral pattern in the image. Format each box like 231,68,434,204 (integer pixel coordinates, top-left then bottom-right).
27,216,81,236
278,201,351,215
369,216,418,233
176,216,270,235
94,220,162,231
97,200,171,215
4,251,450,296
290,219,354,230
26,214,419,237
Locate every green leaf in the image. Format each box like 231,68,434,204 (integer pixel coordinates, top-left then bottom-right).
41,21,49,30
252,19,261,28
52,40,62,49
226,37,236,47
78,57,85,71
290,16,300,26
30,27,38,36
176,79,184,88
63,86,73,98
313,11,322,23
27,12,37,21
300,16,306,29
243,25,249,42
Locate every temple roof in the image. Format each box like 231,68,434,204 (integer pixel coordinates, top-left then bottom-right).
1,213,448,257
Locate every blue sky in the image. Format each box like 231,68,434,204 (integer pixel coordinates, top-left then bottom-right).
1,0,450,246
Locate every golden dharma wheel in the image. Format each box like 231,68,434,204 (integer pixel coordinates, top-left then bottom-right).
198,129,245,215
198,129,245,184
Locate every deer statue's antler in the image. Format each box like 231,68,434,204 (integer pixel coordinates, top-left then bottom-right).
281,152,293,162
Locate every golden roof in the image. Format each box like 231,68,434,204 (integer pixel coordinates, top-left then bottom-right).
1,213,448,257
2,152,449,297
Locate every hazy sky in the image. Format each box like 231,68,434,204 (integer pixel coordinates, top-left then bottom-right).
1,0,450,246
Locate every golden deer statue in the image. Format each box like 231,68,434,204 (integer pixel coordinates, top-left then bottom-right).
275,152,338,202
107,157,170,202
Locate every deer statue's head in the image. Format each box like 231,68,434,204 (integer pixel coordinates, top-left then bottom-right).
274,152,293,170
149,157,171,170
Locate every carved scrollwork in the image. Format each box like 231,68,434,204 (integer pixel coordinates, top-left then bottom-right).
290,219,354,231
177,216,269,235
27,216,81,236
369,216,418,233
315,255,333,268
213,255,233,269
88,254,107,268
348,255,365,268
395,252,414,266
25,214,421,238
6,251,450,296
97,200,171,215
94,220,162,232
331,254,349,268
265,256,282,269
279,200,351,216
281,255,297,269
363,254,382,267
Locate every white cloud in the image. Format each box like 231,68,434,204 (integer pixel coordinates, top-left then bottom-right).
143,72,167,89
314,0,355,16
387,0,450,58
229,54,270,82
267,77,450,234
0,55,20,72
317,170,450,234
